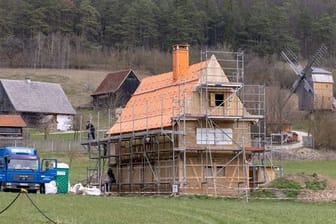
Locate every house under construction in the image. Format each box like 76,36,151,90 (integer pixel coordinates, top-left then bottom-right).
82,44,275,196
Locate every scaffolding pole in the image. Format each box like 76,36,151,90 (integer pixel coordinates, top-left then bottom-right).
80,49,268,197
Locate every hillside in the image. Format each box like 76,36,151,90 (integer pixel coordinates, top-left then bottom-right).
0,68,109,108
1,0,336,70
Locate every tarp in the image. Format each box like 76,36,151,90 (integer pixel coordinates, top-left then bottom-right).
69,183,101,196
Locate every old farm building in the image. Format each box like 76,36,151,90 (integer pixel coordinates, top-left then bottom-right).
84,45,272,196
0,79,76,128
91,69,140,110
0,115,26,147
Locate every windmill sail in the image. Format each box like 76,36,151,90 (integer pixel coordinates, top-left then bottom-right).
281,50,303,76
300,44,327,78
303,79,313,92
282,44,328,111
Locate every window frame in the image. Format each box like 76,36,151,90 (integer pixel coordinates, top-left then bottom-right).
196,128,233,145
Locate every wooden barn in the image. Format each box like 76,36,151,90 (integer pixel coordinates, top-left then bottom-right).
0,115,26,147
0,79,76,128
91,69,140,110
83,45,272,196
311,67,334,110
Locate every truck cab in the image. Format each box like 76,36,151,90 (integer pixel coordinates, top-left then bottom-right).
0,146,57,193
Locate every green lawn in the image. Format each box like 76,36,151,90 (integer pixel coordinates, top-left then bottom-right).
0,193,335,224
30,130,107,141
283,160,336,179
2,151,335,224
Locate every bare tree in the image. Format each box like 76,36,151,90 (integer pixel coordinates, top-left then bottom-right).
310,112,336,150
265,86,298,134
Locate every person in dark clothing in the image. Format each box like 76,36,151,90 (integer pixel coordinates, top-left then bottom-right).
103,143,107,156
86,121,95,140
106,165,116,192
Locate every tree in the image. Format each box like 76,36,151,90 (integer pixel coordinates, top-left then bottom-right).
75,0,100,46
265,86,298,134
160,0,206,50
296,6,314,57
0,0,15,39
0,35,23,66
310,112,336,150
0,0,335,67
312,14,336,56
120,0,160,49
92,0,130,49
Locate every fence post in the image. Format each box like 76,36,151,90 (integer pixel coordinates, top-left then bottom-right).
80,115,83,141
97,111,100,137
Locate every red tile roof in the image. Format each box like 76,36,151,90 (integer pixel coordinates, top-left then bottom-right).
91,69,136,96
107,61,206,135
0,115,26,127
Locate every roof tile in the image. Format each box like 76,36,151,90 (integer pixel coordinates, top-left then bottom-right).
0,79,75,115
107,62,206,135
0,115,26,127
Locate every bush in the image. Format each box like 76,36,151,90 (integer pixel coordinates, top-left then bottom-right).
305,180,327,191
269,178,302,198
249,189,276,198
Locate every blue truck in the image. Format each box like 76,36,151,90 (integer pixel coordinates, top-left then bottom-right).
0,146,57,193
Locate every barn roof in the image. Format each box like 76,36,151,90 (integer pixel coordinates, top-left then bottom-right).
312,67,333,83
0,115,26,127
0,79,76,115
91,69,138,96
312,67,331,75
312,74,334,83
107,55,235,135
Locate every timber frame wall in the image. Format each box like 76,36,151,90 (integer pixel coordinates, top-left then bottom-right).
82,50,272,196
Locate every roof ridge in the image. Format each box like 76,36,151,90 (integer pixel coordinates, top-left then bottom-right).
134,77,199,96
1,79,61,85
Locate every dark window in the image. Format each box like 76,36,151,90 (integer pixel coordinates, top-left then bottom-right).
0,127,21,134
215,94,224,106
0,158,4,170
217,166,225,176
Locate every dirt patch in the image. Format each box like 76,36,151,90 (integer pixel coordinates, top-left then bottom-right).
298,189,336,202
285,147,324,160
295,174,336,202
271,147,336,161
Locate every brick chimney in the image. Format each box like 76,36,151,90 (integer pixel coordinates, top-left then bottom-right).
173,44,189,81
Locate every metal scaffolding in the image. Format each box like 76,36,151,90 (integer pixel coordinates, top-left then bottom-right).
81,50,271,197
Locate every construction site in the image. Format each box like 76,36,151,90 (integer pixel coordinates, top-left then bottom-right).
82,44,276,196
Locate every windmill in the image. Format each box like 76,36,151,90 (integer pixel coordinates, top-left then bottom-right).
281,44,331,111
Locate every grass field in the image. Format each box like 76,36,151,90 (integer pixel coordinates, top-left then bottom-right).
283,160,336,179
1,68,336,223
0,192,336,224
8,152,332,224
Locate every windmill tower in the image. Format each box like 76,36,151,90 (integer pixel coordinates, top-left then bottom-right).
281,45,334,111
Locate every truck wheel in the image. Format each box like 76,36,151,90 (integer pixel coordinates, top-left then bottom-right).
40,184,46,194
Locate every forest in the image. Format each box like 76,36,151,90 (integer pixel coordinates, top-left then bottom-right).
1,0,336,148
0,0,336,71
